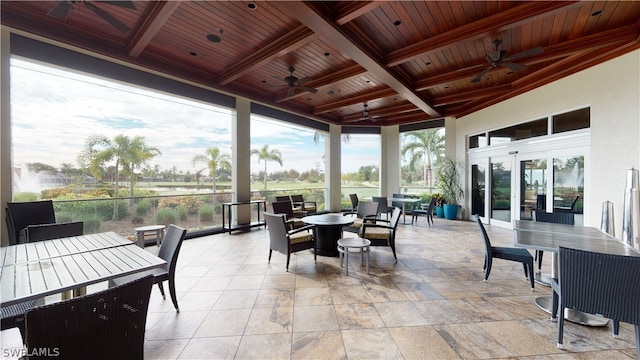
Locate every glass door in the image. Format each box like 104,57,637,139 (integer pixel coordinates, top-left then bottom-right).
517,157,548,221
490,156,513,227
470,160,488,221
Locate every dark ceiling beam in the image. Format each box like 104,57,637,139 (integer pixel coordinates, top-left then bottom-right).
127,1,180,57
276,64,366,102
314,88,397,115
274,1,440,118
334,1,385,26
415,24,639,91
386,1,579,67
218,25,316,85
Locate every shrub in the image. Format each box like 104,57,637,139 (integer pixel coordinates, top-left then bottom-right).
158,196,202,214
80,216,101,233
41,188,73,199
177,206,189,221
131,214,145,224
52,193,128,220
155,208,177,226
199,206,214,222
135,199,151,216
13,193,39,202
56,212,74,223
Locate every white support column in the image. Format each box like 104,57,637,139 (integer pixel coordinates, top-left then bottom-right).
1,30,11,246
381,125,400,197
325,124,342,212
232,97,252,225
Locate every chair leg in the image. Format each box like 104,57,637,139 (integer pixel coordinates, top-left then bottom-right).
527,260,534,290
168,278,180,312
484,257,492,280
268,249,273,263
557,304,565,349
537,251,544,272
157,282,166,299
635,325,640,358
612,319,620,338
286,253,291,272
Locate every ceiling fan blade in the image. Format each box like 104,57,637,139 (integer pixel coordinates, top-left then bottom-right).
84,2,131,33
297,86,317,94
48,2,74,20
504,46,543,61
96,1,137,10
287,86,294,98
471,66,492,83
502,62,526,72
296,77,311,85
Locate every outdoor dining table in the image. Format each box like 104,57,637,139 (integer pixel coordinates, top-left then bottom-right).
302,213,354,257
513,220,640,326
0,232,166,307
390,197,421,224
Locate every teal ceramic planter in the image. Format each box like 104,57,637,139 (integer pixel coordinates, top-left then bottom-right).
443,204,458,220
435,206,444,218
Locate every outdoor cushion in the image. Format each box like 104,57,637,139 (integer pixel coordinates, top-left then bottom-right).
289,231,313,245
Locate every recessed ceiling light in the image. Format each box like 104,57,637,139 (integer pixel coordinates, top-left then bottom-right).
206,34,221,43
261,80,267,83
324,52,330,57
189,51,197,56
247,3,257,10
393,20,402,26
425,61,432,66
591,10,603,16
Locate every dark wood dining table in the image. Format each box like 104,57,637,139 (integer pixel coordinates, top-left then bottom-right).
302,213,354,257
0,232,166,307
514,220,640,326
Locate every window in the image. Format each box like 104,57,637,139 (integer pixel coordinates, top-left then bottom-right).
488,118,547,144
553,107,590,134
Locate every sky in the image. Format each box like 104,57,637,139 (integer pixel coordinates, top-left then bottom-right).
10,58,381,176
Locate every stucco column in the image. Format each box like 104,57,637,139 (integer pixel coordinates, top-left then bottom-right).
232,97,251,225
325,124,342,212
381,125,400,197
1,30,11,246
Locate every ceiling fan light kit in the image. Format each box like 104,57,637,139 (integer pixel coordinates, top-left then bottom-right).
471,39,543,83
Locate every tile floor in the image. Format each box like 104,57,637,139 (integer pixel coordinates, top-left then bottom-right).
2,217,638,359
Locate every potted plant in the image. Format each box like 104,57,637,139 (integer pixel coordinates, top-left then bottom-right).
436,156,464,220
433,193,445,218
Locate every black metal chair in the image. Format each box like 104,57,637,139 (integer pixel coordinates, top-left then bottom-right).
534,211,575,272
372,196,392,220
24,221,84,242
25,275,154,360
272,200,306,230
349,193,359,212
391,193,405,211
411,197,436,226
343,201,379,234
551,247,640,353
360,207,402,260
473,215,534,290
264,212,316,271
110,224,187,312
554,195,580,213
6,200,56,245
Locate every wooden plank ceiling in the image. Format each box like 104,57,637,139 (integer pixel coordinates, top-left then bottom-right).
2,1,639,126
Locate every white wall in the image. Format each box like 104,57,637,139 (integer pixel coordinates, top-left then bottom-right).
453,50,640,231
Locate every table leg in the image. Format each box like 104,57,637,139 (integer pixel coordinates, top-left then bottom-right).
314,226,341,257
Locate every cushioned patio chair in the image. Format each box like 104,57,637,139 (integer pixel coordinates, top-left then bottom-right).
291,194,317,214
272,200,306,230
474,215,534,290
343,201,379,234
110,224,187,312
265,212,316,271
6,200,56,245
551,247,640,352
360,207,402,260
534,211,575,272
349,193,359,212
25,275,154,360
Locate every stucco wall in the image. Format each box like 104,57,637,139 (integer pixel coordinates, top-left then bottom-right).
453,50,640,231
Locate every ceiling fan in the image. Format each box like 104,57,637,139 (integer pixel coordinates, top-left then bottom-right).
470,39,543,83
275,66,318,97
347,103,385,123
47,1,136,33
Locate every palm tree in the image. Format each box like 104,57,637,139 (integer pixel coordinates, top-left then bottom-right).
401,129,445,189
192,146,231,202
251,145,283,190
79,134,161,219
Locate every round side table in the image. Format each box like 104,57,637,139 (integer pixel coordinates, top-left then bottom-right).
337,237,371,276
134,224,165,248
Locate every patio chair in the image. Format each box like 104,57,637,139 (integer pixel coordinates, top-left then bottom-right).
6,200,56,245
372,196,392,220
474,215,534,290
360,207,402,260
391,193,405,211
25,275,154,360
554,195,580,213
411,197,436,226
1,299,38,342
265,212,316,271
349,193,359,212
551,247,640,352
343,201,379,234
272,200,306,230
110,224,187,312
24,221,84,242
534,211,575,272
291,194,317,214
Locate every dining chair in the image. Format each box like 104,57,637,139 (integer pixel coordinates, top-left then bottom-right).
473,215,534,290
264,212,316,271
24,221,84,242
534,211,575,272
343,201,379,234
349,193,359,212
25,275,154,360
372,196,392,220
411,197,436,226
290,194,316,214
110,224,187,312
551,246,640,353
391,193,405,210
6,200,56,245
272,200,306,230
554,195,580,213
1,300,38,342
360,207,402,260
